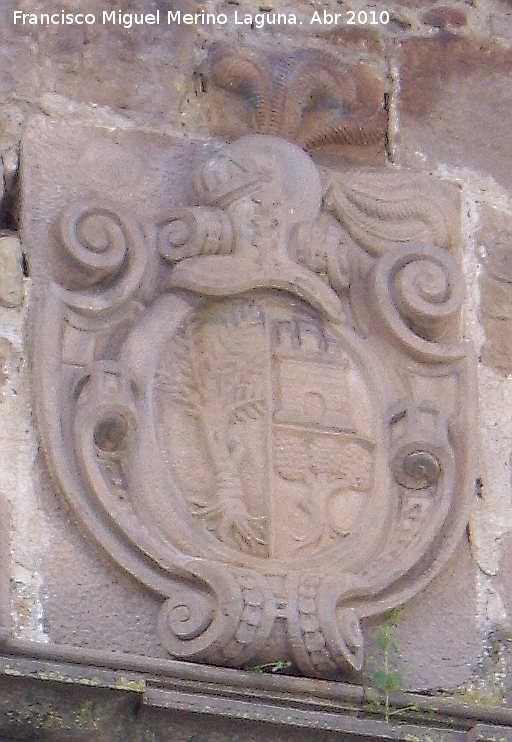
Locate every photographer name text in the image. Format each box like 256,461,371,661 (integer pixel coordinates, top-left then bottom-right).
13,8,390,28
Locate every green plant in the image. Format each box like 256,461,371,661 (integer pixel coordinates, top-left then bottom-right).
373,606,404,722
246,660,292,674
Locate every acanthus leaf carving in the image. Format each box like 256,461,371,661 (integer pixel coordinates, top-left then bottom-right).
29,128,472,680
322,169,458,256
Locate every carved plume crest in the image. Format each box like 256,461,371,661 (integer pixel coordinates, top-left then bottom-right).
204,46,386,152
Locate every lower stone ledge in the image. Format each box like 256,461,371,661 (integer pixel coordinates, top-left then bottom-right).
0,640,510,742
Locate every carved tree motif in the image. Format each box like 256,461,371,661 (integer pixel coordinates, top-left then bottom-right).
274,432,373,551
157,318,267,550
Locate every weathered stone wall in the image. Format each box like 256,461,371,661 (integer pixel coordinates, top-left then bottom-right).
1,0,512,713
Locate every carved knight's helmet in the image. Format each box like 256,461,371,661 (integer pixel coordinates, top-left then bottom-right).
169,135,344,322
195,135,322,228
195,148,272,210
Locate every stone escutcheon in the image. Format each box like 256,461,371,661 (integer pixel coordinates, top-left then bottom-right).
32,133,472,679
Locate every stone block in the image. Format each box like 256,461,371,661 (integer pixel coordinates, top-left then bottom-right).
391,0,437,5
40,467,167,656
489,532,512,704
1,0,197,126
491,10,512,41
495,533,512,625
478,207,512,373
0,234,23,308
421,7,467,28
309,26,384,55
395,38,512,191
365,539,480,693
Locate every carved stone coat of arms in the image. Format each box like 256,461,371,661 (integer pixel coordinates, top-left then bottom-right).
25,119,472,679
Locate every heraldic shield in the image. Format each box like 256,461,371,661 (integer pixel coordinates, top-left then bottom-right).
28,126,472,679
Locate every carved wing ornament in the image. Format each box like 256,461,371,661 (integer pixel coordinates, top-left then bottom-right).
33,133,472,678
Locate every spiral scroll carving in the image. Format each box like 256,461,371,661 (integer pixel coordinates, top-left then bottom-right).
391,450,441,490
389,400,454,491
157,564,243,661
157,207,234,262
160,585,216,642
74,362,139,471
56,201,147,314
374,245,465,363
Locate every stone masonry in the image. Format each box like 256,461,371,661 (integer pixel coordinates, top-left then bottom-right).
1,0,512,736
